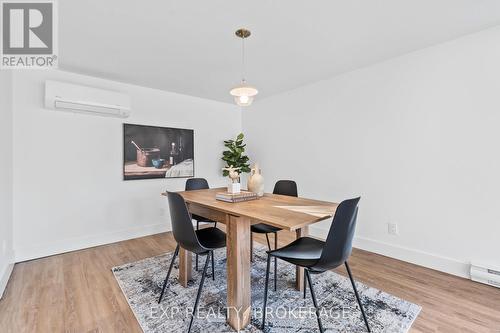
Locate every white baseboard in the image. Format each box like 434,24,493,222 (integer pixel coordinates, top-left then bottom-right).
15,223,170,262
309,225,470,279
0,252,15,299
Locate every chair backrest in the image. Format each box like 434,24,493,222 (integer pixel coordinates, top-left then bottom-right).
167,191,205,254
185,178,209,191
313,197,360,271
273,180,298,197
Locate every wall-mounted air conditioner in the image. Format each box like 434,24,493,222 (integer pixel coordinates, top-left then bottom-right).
470,263,500,288
44,80,131,118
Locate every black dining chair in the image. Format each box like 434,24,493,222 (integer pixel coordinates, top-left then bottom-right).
185,178,217,271
261,197,371,333
251,180,298,291
158,191,227,333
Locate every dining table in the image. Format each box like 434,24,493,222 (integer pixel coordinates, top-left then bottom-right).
162,187,338,331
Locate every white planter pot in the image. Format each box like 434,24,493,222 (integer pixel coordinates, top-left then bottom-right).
227,183,241,194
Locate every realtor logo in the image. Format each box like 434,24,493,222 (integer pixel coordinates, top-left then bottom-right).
1,0,58,68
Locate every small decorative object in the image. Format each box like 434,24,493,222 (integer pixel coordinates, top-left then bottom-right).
223,165,241,183
223,165,241,194
247,163,264,197
151,158,165,169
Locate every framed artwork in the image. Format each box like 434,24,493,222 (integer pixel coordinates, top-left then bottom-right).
123,123,194,180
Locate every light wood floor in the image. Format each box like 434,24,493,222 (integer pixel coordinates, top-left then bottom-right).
1,230,499,332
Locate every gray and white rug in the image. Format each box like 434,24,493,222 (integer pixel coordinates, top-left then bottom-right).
112,244,421,333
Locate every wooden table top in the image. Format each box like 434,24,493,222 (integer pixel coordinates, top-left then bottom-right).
164,188,338,231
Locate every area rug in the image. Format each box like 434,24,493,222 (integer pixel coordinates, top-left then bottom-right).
112,244,421,332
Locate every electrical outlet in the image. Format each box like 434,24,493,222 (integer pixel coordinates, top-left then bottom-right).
388,223,399,235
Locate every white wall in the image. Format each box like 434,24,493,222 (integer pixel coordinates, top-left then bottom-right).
243,26,500,278
0,71,14,298
12,70,241,261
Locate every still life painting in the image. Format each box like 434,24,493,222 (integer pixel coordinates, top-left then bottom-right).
123,123,194,180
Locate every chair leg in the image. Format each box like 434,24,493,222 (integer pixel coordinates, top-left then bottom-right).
274,232,278,291
195,221,199,271
265,233,271,250
188,251,211,333
250,232,254,263
345,261,371,332
214,221,217,228
306,270,324,333
303,274,307,299
211,250,215,281
158,244,180,304
261,254,272,330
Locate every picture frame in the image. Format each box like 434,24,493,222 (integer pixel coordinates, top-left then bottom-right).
123,123,194,180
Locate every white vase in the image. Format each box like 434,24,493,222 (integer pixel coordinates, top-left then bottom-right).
247,163,264,196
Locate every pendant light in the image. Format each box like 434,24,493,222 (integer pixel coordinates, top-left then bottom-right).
230,28,258,107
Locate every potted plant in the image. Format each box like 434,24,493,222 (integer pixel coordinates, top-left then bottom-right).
221,133,251,193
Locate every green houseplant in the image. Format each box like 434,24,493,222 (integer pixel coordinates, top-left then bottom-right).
222,133,251,178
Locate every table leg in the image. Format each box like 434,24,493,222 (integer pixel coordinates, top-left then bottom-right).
178,247,192,287
295,226,309,291
226,215,251,330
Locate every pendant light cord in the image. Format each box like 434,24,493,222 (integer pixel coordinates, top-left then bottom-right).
241,36,246,83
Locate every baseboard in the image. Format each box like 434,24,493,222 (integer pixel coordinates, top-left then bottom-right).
309,225,470,279
15,223,170,262
0,253,15,299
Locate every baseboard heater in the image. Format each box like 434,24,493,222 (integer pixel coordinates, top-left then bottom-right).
470,263,500,288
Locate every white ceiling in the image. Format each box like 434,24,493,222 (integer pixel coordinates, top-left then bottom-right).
59,0,500,104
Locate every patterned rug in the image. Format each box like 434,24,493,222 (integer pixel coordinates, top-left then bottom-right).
112,244,421,332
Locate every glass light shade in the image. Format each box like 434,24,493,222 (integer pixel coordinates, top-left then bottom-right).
234,95,254,106
230,83,258,107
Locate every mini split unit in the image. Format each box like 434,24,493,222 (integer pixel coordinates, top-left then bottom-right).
44,80,131,118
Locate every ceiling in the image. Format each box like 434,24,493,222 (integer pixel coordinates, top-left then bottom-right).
59,0,500,104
